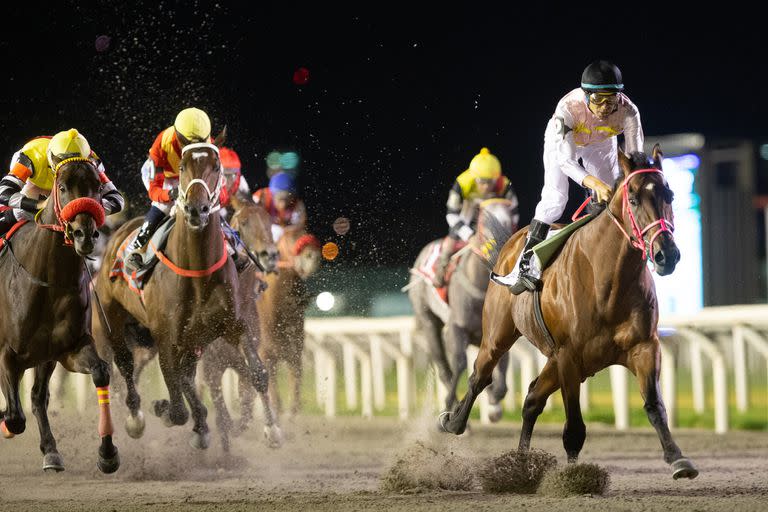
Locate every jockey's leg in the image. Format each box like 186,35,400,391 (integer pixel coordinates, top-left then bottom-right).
433,235,458,287
509,219,550,294
0,209,17,237
125,204,168,270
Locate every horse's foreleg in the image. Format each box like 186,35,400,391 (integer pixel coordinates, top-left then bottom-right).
31,361,63,471
628,339,698,479
518,358,559,452
557,353,586,463
203,359,232,451
154,342,189,427
444,323,468,411
288,352,303,417
0,348,25,437
239,334,283,448
439,294,519,435
59,340,120,474
422,312,452,392
179,351,209,450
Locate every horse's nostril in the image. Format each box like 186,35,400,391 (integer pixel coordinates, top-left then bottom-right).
654,251,665,265
92,231,100,240
184,205,191,214
73,229,84,239
201,206,210,214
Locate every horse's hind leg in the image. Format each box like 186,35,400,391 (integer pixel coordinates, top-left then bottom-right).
112,334,145,438
179,351,210,450
627,339,698,479
239,334,283,448
59,340,120,474
444,323,468,411
440,288,520,435
518,358,559,451
31,361,64,471
487,352,510,423
558,353,586,463
0,348,26,436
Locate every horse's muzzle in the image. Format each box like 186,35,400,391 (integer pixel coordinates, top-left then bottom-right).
183,204,210,231
71,212,100,256
653,235,680,276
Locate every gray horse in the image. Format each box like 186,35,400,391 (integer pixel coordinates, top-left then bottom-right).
408,198,518,417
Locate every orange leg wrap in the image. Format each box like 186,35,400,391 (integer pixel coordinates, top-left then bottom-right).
96,386,114,438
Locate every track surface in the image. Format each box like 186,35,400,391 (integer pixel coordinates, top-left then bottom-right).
1,408,767,511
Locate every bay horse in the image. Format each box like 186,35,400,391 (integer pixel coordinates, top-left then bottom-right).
440,147,699,480
0,157,119,473
94,137,282,450
409,198,518,416
203,218,321,450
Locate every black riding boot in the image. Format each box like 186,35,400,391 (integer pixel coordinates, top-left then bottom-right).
124,217,164,271
509,220,550,295
0,210,18,238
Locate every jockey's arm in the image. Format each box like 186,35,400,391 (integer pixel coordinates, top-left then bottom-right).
553,114,589,187
0,151,42,212
90,156,125,216
445,183,473,241
148,172,172,203
622,102,644,155
289,199,307,230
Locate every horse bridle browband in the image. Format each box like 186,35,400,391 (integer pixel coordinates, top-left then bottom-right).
176,142,223,211
607,168,675,261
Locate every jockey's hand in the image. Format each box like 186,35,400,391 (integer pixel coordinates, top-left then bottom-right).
168,187,179,201
582,176,612,203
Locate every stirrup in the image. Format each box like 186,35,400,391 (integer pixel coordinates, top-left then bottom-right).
508,273,541,295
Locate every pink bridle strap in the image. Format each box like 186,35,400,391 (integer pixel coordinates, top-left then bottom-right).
609,168,675,261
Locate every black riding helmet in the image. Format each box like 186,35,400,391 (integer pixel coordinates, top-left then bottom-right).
581,60,624,93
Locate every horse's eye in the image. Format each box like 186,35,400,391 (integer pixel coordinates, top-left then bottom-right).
628,195,638,206
59,185,66,193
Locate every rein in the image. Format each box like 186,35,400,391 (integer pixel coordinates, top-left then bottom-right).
607,168,675,261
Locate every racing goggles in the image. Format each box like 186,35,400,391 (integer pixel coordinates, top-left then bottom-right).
588,92,619,107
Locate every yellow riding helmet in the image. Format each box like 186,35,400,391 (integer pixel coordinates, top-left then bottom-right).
174,107,211,142
468,147,501,180
47,128,91,170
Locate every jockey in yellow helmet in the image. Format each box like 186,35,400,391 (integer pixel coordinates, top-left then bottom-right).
432,147,519,287
0,129,124,234
125,107,214,270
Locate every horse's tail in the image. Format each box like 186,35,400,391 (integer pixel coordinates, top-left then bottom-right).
479,211,516,271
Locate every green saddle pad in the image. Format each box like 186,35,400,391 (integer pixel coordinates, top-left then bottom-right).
532,214,595,270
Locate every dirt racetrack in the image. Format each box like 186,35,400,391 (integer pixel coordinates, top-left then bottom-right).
1,408,767,512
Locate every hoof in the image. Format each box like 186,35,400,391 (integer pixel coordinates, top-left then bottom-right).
488,402,503,423
97,450,120,474
42,452,65,472
437,411,451,432
1,420,15,439
263,425,284,449
671,458,699,480
125,411,146,439
189,431,211,450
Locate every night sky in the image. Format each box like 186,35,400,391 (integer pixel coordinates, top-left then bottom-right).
2,3,765,266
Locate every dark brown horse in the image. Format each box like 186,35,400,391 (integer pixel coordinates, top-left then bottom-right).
0,158,119,473
203,218,321,450
440,147,698,480
94,138,282,450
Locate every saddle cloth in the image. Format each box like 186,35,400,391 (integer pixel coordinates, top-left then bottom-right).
109,217,176,292
492,214,595,286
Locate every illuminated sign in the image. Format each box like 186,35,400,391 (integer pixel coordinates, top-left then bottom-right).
653,154,703,314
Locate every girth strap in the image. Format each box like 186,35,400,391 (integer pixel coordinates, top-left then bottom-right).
533,289,557,354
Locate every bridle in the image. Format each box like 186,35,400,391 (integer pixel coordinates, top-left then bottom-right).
36,157,106,245
176,142,223,212
606,168,675,261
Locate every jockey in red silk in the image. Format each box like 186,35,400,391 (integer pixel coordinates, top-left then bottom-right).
433,147,519,287
0,129,124,235
125,107,220,271
252,172,307,243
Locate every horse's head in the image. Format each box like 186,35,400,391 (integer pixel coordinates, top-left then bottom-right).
285,230,321,280
230,199,279,273
614,145,679,275
176,131,225,231
476,198,519,250
52,159,105,257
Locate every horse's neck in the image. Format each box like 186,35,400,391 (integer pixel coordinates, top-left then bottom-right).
460,239,489,288
576,206,649,305
21,207,83,286
167,211,223,268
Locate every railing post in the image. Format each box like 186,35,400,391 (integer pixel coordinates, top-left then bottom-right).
732,325,749,412
610,365,629,431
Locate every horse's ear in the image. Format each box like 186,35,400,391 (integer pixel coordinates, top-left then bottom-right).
213,126,227,147
618,148,632,177
652,143,664,170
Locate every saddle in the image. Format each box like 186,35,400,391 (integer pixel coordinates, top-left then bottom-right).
417,238,467,304
109,216,176,292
